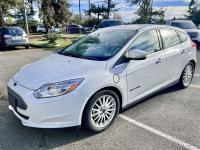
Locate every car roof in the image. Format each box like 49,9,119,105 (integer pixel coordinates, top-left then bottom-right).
0,26,23,30
99,24,170,30
98,24,186,33
101,19,123,22
170,20,193,23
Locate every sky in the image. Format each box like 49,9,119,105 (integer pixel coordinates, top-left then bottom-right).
69,0,195,22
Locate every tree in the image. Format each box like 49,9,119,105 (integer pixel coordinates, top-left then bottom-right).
41,0,71,31
128,0,153,23
85,1,118,20
0,0,22,26
151,8,165,24
188,0,200,25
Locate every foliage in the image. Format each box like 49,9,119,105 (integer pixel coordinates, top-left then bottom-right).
81,18,101,27
84,1,119,20
16,19,39,33
47,32,61,43
188,0,200,25
128,0,153,23
151,8,166,24
41,0,71,30
0,0,23,26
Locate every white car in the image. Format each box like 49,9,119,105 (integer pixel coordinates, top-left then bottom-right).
37,25,61,33
8,25,196,132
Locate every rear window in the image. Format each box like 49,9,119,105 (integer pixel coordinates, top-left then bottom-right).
171,21,197,29
5,28,25,36
160,29,181,49
99,21,123,28
177,30,188,43
16,29,24,36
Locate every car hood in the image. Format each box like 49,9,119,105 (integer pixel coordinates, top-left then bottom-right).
13,54,107,90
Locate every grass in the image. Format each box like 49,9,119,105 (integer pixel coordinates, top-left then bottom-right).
30,38,72,49
29,34,84,50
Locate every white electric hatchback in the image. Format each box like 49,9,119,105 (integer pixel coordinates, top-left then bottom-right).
8,25,196,132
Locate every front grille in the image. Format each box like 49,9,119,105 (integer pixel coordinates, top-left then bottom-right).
7,87,27,110
188,32,198,38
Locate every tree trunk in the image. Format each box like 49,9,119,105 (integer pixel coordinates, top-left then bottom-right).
107,0,111,19
0,5,4,27
79,0,81,23
88,0,91,20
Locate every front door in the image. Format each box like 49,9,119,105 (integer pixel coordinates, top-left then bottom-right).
126,29,167,103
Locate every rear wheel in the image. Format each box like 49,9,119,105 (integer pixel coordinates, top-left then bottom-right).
83,90,120,132
25,45,29,49
179,62,194,88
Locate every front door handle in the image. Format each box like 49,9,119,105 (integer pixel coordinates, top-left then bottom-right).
155,58,162,64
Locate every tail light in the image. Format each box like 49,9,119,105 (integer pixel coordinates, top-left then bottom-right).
3,35,12,40
192,41,197,48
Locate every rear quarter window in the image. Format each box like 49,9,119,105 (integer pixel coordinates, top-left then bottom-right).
160,29,181,49
16,29,24,36
177,30,188,43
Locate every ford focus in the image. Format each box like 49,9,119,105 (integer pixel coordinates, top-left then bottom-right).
8,25,196,132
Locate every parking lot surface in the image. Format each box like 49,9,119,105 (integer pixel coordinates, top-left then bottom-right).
0,48,200,150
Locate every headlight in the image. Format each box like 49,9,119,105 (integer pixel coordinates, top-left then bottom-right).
33,78,84,98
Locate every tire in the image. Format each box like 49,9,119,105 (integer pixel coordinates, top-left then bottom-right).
83,90,120,133
179,62,194,88
25,45,29,49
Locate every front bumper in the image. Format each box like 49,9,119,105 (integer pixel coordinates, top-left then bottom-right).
8,79,87,128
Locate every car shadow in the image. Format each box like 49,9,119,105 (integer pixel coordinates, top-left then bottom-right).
0,47,29,52
0,102,97,150
121,84,182,113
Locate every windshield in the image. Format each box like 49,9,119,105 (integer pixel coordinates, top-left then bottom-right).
171,21,197,29
99,21,123,28
59,29,136,61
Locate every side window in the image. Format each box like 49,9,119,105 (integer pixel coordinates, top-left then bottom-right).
129,30,160,54
160,29,181,49
16,29,24,36
177,30,187,43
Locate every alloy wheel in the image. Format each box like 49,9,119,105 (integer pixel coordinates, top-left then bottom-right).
90,95,117,128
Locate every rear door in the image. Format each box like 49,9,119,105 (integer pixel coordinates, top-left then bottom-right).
126,29,167,103
159,28,183,82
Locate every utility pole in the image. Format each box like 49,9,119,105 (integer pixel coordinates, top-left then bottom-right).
79,0,81,23
89,0,91,21
24,0,29,35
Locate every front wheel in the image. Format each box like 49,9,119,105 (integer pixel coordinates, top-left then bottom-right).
83,90,120,132
179,62,194,88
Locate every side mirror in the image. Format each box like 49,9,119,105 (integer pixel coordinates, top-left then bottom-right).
125,49,148,60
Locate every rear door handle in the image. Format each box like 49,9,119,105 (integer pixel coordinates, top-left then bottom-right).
155,58,162,64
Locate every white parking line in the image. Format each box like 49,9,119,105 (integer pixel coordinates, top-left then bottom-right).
190,84,200,89
194,74,200,77
119,114,199,150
